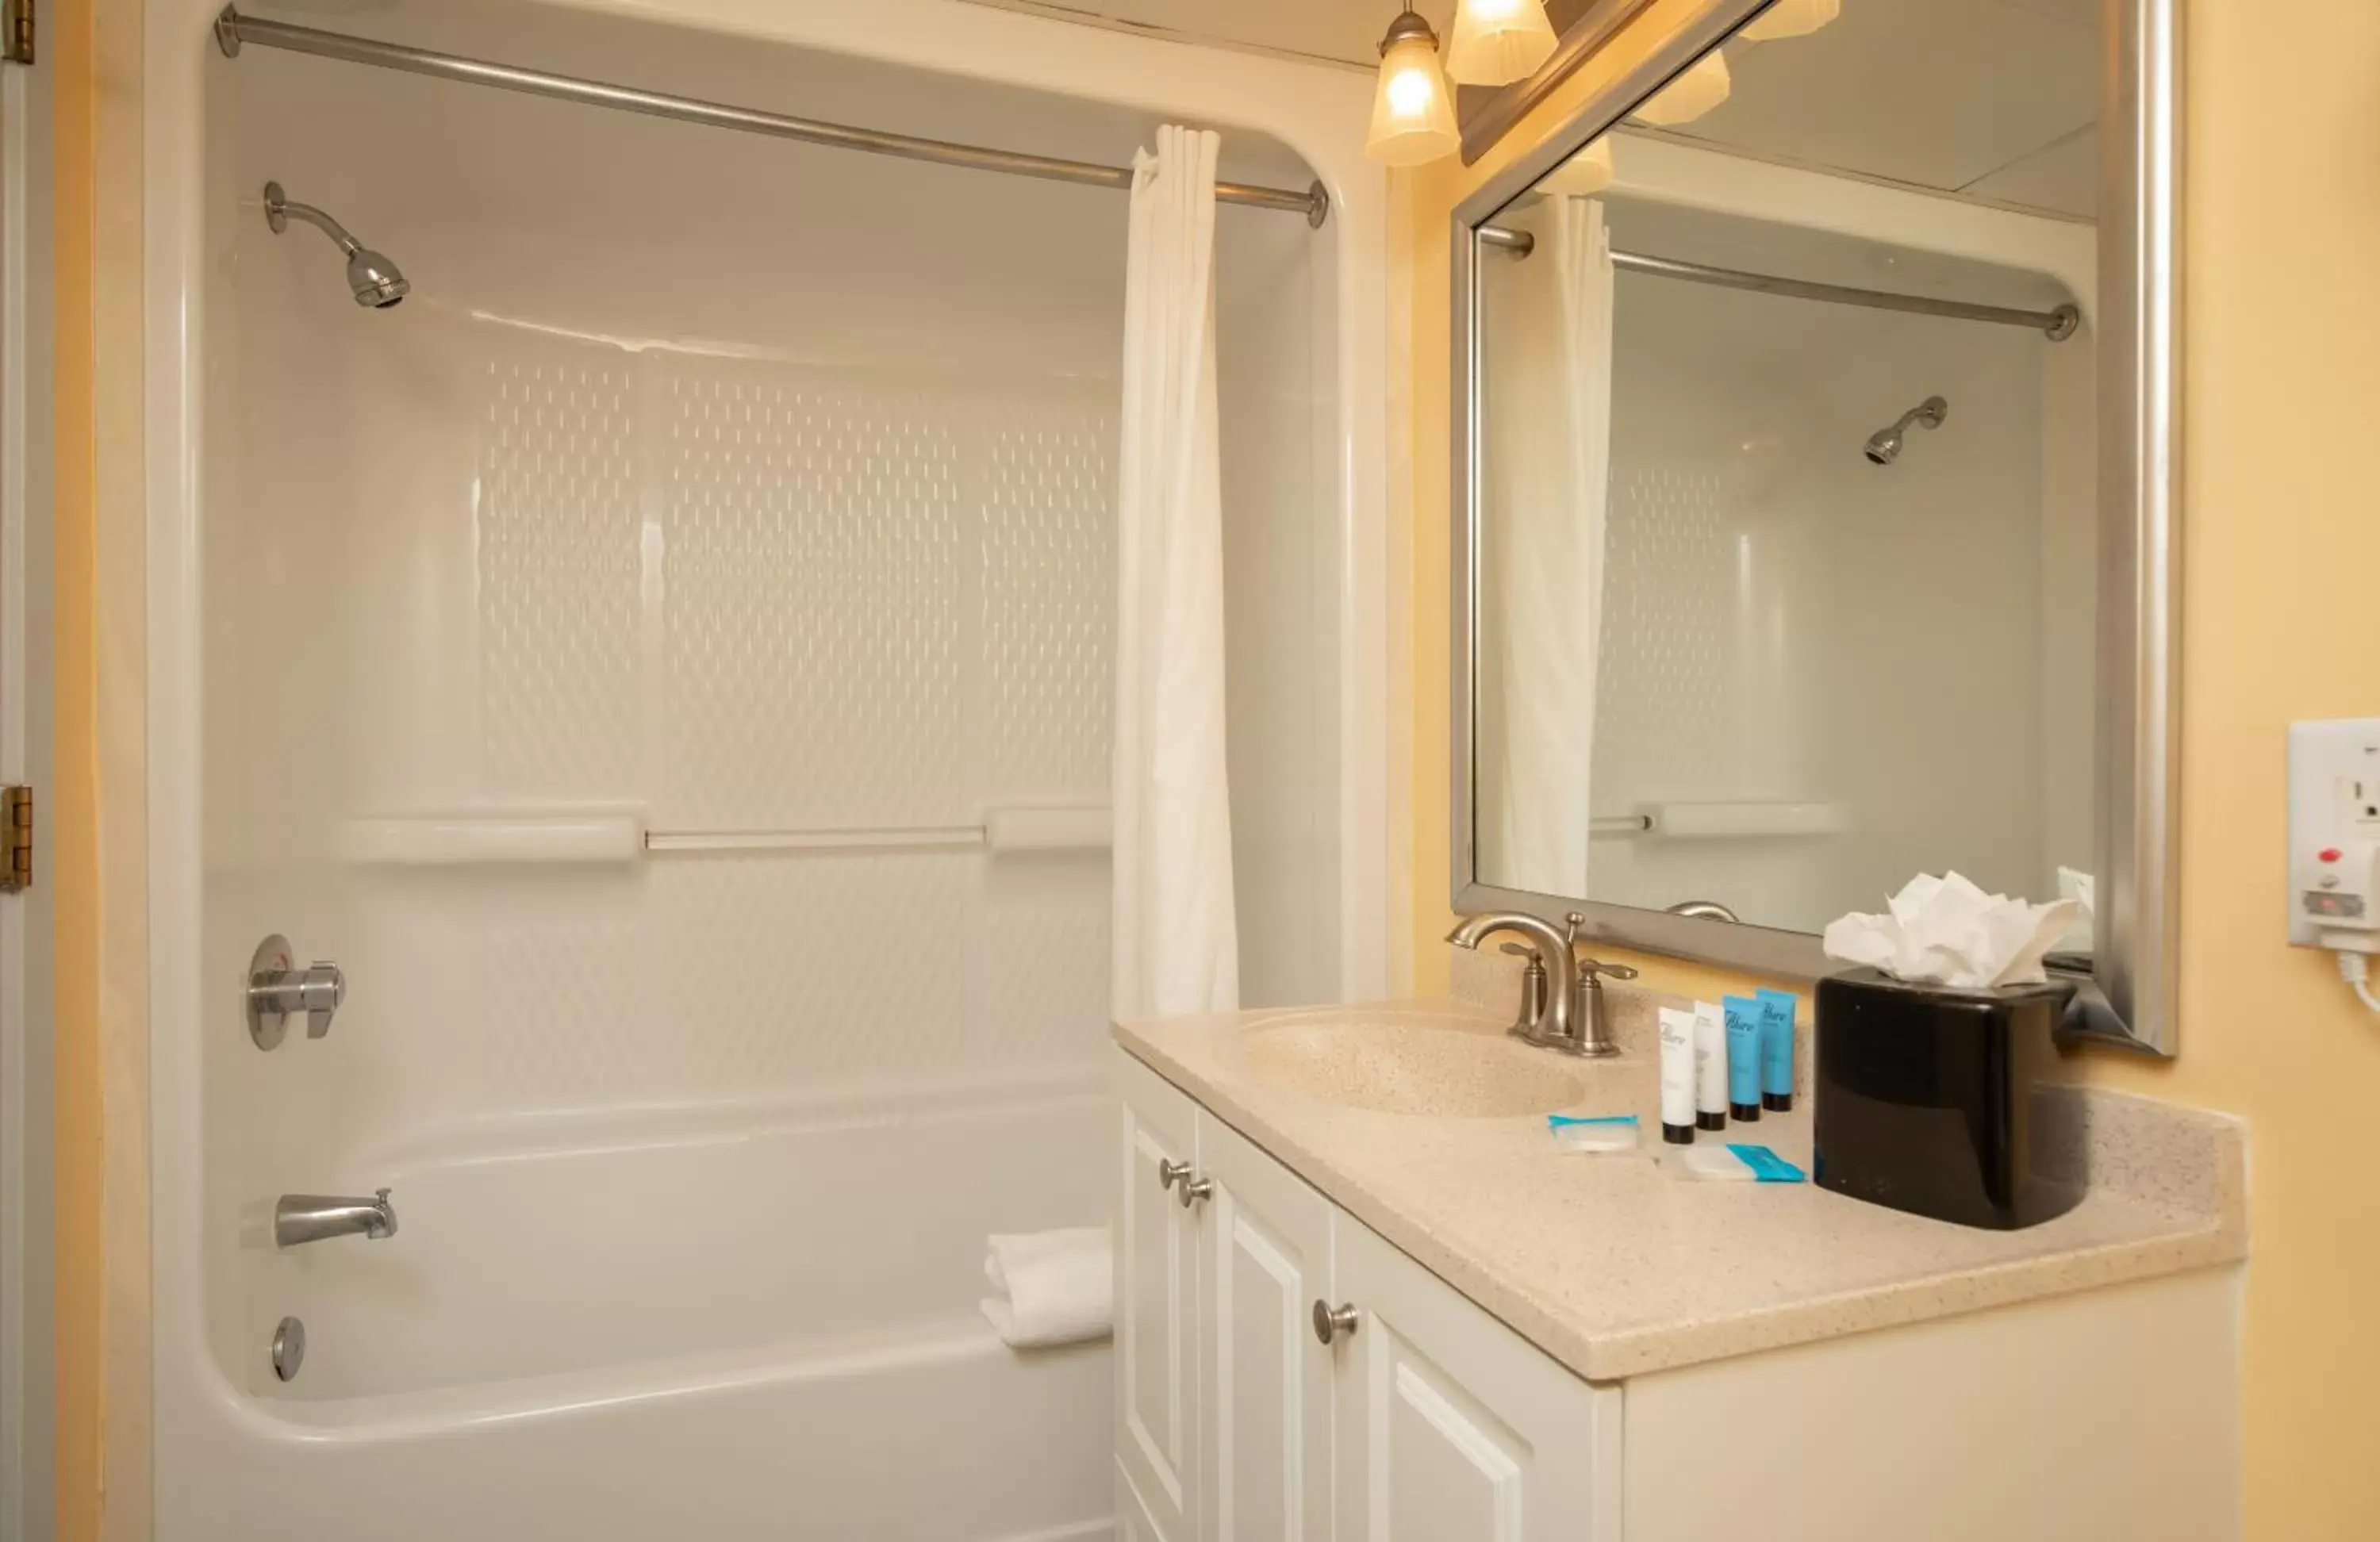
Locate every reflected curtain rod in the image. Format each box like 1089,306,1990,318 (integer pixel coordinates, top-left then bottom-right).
1476,224,2079,340
211,6,1331,228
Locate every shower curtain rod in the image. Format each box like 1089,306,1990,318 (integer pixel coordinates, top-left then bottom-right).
211,7,1331,228
1476,224,2080,339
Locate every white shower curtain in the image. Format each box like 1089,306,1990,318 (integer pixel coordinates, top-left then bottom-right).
1111,125,1239,1021
1488,195,1615,896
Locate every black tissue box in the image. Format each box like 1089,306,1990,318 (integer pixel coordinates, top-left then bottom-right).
1814,968,2082,1231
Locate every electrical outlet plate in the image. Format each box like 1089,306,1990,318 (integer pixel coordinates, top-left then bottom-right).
2286,718,2380,947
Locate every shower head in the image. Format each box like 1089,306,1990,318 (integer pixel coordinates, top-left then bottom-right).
263,181,409,309
1864,395,1947,465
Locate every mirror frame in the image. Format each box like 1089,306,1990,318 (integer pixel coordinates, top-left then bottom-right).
1449,0,2184,1054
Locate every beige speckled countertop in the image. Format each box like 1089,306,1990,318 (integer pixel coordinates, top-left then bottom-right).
1114,983,2246,1383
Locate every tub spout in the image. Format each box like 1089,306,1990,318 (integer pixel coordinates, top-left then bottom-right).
275,1187,397,1248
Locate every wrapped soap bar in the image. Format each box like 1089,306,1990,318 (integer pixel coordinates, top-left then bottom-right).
1673,1143,1806,1183
1547,1114,1641,1153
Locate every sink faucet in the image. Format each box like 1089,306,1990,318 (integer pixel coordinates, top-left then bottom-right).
275,1188,397,1249
1446,911,1633,1057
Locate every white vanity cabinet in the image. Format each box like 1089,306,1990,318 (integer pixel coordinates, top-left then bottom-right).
1115,1043,2242,1542
1115,1052,1619,1542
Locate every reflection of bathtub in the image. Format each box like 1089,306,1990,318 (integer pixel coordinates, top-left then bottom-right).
194,1073,1113,1541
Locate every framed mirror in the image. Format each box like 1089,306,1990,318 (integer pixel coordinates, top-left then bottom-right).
1451,0,2180,1053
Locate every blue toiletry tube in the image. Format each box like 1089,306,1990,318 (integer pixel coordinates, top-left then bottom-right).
1756,987,1798,1112
1722,995,1763,1122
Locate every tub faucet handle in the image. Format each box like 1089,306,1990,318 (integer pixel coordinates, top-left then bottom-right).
247,934,345,1049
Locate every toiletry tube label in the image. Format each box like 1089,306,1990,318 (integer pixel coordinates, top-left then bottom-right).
1657,1007,1697,1141
1692,1001,1727,1127
1756,987,1798,1108
1723,996,1764,1118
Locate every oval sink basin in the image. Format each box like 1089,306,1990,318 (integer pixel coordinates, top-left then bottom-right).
1234,1018,1589,1118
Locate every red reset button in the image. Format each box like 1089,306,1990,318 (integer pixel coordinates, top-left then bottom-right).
2320,848,2344,864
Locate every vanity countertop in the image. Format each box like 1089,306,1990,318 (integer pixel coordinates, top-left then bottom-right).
1113,995,2246,1383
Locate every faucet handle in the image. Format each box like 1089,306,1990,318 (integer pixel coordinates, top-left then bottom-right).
1578,957,1639,983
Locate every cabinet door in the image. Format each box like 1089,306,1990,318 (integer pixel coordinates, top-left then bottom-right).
1329,1218,1620,1542
1198,1114,1336,1542
1116,1051,1203,1541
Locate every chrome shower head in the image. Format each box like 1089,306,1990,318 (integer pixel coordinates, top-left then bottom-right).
263,181,409,309
1864,395,1947,465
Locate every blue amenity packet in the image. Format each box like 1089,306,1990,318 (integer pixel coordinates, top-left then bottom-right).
1728,1143,1806,1183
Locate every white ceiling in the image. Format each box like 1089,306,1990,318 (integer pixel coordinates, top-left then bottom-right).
1665,0,2100,219
962,0,2100,221
951,0,1454,70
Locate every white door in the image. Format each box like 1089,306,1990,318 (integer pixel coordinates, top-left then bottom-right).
0,18,48,1542
1116,1051,1204,1541
1198,1114,1334,1542
1329,1218,1621,1542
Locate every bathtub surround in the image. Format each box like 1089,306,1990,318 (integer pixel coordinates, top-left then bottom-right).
137,0,1376,1534
1114,122,1238,1022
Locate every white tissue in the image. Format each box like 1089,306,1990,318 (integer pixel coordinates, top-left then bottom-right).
1821,872,2082,990
2056,866,2097,952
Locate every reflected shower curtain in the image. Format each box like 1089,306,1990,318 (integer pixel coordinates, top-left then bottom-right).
1488,196,1614,896
1112,125,1239,1020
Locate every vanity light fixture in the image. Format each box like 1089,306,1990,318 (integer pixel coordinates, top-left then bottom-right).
1539,136,1614,195
1366,6,1461,167
1446,0,1559,86
1741,0,1841,41
1630,49,1731,127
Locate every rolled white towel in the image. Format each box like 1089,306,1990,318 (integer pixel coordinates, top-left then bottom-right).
980,1227,1113,1349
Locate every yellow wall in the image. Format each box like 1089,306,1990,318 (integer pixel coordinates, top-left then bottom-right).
1403,0,2380,1533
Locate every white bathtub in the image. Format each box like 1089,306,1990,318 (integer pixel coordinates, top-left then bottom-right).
190,1074,1114,1542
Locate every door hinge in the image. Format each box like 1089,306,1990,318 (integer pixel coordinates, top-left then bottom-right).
3,0,32,66
1,785,29,892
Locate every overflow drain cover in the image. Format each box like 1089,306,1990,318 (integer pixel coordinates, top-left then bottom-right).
271,1316,305,1382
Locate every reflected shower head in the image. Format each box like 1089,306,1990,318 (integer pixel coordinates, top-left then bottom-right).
263,181,409,309
1864,395,1947,465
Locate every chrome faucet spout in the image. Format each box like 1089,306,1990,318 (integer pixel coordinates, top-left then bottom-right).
1449,911,1629,1057
1448,911,1583,1049
274,1188,397,1249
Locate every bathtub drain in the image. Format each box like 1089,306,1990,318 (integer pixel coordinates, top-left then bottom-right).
271,1316,305,1382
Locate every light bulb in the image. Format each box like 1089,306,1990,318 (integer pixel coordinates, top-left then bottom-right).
1741,0,1841,41
1631,50,1731,127
1446,0,1559,86
1366,13,1460,167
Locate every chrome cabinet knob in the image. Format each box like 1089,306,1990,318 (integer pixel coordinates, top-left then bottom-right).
1157,1158,1192,1191
1312,1300,1360,1345
1177,1175,1215,1209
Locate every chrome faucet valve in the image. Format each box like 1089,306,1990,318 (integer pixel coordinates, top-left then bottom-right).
247,934,346,1049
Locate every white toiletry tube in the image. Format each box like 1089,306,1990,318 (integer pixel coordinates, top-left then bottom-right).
1693,1000,1728,1131
1657,1007,1698,1145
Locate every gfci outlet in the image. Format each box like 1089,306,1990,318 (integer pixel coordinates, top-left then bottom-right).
2287,718,2380,948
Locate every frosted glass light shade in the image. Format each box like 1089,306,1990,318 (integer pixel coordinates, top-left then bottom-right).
1741,0,1841,40
1366,33,1461,167
1446,0,1560,86
1631,51,1731,127
1539,136,1614,195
